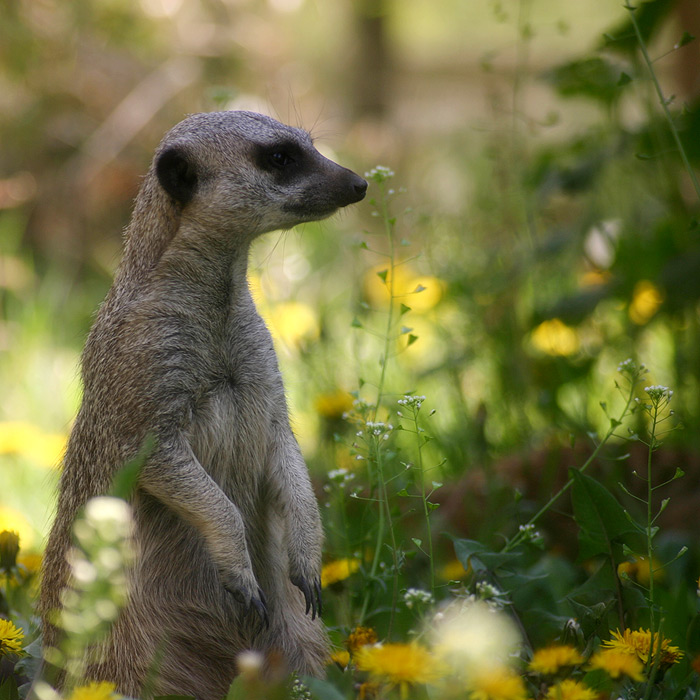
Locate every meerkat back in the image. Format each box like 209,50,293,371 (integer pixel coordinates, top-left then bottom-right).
39,111,366,700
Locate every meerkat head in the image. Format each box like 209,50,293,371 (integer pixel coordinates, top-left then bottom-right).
153,111,367,238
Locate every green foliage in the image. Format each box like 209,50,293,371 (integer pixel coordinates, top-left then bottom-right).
2,0,700,699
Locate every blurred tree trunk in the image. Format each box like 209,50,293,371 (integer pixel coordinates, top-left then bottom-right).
675,0,700,99
353,0,391,119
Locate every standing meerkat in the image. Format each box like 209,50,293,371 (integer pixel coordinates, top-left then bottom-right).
39,110,367,699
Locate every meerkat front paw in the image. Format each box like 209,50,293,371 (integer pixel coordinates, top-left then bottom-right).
290,572,322,620
221,569,269,628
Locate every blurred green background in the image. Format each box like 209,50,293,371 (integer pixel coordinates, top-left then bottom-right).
1,0,700,553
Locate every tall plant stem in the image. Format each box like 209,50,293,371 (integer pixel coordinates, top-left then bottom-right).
504,377,638,553
625,1,700,203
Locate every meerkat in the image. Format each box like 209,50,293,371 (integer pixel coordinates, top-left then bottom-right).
39,110,367,699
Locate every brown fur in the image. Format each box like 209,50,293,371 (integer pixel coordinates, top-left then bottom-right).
39,111,366,699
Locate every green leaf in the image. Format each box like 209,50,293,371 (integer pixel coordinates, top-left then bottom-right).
427,501,440,512
400,326,413,335
617,71,632,86
351,317,363,329
400,303,412,315
413,284,426,293
397,488,409,497
305,677,348,700
111,434,155,500
677,31,695,48
451,537,488,569
570,469,637,559
0,680,19,700
407,334,419,346
412,538,422,547
377,269,388,283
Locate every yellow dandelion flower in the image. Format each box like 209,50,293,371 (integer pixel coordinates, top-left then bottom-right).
354,642,445,699
629,280,663,325
267,301,319,350
529,644,583,674
602,628,683,667
468,667,528,700
68,681,118,700
17,552,42,576
0,618,24,656
617,555,663,585
329,649,350,669
545,679,597,700
346,626,378,655
531,319,580,356
314,390,353,420
588,649,644,681
0,421,66,468
321,558,360,588
440,558,469,581
0,507,36,549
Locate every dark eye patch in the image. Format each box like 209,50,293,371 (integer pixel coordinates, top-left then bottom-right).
255,141,304,175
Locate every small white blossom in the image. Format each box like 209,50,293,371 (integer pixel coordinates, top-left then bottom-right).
404,587,434,609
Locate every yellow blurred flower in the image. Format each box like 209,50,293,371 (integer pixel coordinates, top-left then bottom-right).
17,552,42,575
68,681,119,700
346,626,378,655
602,628,683,668
0,618,24,656
405,275,445,312
588,648,644,681
354,642,445,699
545,679,596,700
530,319,579,356
321,558,360,588
363,264,445,312
629,280,663,325
617,555,663,585
529,644,583,674
267,301,319,350
363,263,415,308
314,390,353,420
329,649,350,669
439,558,468,581
0,507,35,550
0,421,66,468
467,667,528,700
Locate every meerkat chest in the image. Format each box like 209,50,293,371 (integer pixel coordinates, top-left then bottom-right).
188,309,286,489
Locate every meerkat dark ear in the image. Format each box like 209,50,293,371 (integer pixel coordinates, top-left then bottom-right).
156,146,198,205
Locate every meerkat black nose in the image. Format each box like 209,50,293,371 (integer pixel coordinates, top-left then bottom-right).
354,178,368,199
346,173,367,204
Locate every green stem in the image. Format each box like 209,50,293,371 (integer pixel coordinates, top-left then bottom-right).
413,412,435,593
504,376,637,553
625,1,700,203
359,179,400,628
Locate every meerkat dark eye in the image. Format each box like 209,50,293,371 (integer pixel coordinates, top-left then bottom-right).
268,151,294,169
